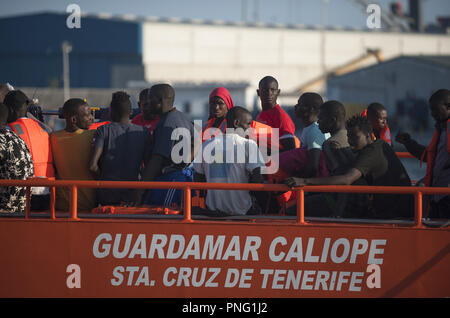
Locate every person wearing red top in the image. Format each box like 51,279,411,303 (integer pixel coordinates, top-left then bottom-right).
131,88,160,134
256,76,297,152
202,87,234,142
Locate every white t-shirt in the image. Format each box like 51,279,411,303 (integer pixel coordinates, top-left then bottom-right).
193,133,265,215
300,122,330,150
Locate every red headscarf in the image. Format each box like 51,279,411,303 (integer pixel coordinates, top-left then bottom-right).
208,87,234,119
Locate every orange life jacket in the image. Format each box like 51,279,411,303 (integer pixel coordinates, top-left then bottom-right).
8,118,55,178
422,118,450,187
360,109,391,145
89,121,110,130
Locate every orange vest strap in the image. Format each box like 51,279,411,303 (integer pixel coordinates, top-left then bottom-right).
424,118,450,186
89,121,110,130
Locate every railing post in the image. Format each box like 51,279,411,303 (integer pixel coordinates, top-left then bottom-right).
183,187,193,223
25,186,31,219
50,186,56,220
414,191,423,228
70,185,78,220
296,188,306,225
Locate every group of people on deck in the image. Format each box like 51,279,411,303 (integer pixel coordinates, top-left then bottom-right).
0,78,449,219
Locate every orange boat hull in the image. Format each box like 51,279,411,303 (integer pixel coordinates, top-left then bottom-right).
1,217,448,298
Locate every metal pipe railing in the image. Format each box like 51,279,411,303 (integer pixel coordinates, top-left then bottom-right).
1,178,449,227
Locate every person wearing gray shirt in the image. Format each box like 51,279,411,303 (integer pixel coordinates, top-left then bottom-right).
90,91,152,206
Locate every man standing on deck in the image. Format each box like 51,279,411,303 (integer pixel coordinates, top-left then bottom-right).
396,89,450,218
89,91,152,206
4,90,54,211
132,88,160,135
142,84,195,207
256,76,297,152
50,98,97,211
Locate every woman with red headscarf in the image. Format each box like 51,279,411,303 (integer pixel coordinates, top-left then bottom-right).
202,87,234,142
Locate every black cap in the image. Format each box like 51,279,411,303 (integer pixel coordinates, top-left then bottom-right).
3,90,30,110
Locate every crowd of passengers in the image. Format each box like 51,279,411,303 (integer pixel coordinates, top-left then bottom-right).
0,78,449,219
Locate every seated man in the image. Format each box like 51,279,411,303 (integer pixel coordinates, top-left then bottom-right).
5,90,55,211
50,98,97,211
285,114,414,219
89,91,152,206
193,106,265,216
295,92,330,178
131,88,160,135
396,89,450,218
0,102,34,213
361,102,392,146
256,76,298,152
142,84,195,207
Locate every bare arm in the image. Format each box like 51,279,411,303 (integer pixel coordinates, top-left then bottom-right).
395,132,427,160
89,146,103,178
285,168,362,187
142,154,165,181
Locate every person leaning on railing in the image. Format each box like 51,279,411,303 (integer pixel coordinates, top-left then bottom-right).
395,89,450,219
285,114,414,220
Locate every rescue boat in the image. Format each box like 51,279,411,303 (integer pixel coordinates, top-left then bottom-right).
1,152,449,298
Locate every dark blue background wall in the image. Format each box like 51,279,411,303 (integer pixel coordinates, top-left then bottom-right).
0,13,143,87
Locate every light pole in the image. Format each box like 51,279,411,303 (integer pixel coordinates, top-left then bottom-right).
62,41,72,102
321,0,328,97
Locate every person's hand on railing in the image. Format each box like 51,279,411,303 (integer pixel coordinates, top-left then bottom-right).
395,132,411,145
284,177,307,188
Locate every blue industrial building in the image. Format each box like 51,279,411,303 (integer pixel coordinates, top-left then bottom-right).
0,12,144,88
